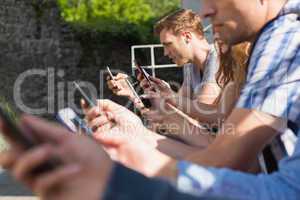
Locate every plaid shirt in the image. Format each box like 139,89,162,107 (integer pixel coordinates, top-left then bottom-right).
177,0,300,199
235,0,300,164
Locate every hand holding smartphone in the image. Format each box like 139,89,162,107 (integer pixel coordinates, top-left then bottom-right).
135,60,152,86
0,106,36,149
57,108,93,136
73,81,96,108
106,66,115,81
0,106,61,174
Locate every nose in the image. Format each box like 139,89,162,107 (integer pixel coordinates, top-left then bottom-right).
164,47,169,57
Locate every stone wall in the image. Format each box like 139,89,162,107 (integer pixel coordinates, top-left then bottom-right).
0,0,182,118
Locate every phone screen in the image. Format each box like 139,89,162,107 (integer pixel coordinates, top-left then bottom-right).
57,108,93,136
73,81,96,108
135,60,151,85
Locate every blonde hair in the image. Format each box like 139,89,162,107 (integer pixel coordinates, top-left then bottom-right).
154,9,204,37
216,42,251,90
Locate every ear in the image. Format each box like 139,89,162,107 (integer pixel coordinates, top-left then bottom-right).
259,0,267,6
181,31,192,43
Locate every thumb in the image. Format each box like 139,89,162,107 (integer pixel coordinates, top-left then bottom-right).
115,73,128,80
93,128,124,147
140,91,160,100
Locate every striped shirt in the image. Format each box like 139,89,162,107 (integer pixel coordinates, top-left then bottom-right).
235,0,300,166
177,0,300,198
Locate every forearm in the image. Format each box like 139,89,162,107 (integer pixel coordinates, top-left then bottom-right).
103,163,215,200
151,132,199,159
183,110,280,171
160,115,214,148
175,96,225,124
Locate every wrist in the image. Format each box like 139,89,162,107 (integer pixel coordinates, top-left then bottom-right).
99,161,115,199
155,157,178,182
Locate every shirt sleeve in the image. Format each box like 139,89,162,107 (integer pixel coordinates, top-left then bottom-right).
176,160,300,200
180,64,193,98
236,18,300,125
201,46,219,84
103,163,209,200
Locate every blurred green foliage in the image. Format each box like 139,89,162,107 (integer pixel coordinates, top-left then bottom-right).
57,0,180,43
0,97,16,151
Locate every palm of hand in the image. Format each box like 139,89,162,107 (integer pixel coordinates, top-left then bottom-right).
102,128,160,177
40,136,109,200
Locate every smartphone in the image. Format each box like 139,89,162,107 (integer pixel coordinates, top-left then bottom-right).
73,81,96,108
57,108,93,136
0,106,60,174
106,66,115,80
135,60,151,85
0,106,36,149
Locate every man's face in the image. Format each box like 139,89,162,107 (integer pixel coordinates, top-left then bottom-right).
160,29,191,66
201,0,266,45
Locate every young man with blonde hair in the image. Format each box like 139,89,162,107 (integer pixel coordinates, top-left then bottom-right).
109,9,221,148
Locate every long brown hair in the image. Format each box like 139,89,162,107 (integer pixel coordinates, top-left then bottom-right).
215,42,251,90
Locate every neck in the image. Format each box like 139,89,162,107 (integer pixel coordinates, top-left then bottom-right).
249,0,288,43
265,0,288,21
192,40,211,71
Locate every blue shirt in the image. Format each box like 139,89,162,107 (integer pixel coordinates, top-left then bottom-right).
176,0,300,199
177,137,300,200
235,0,300,164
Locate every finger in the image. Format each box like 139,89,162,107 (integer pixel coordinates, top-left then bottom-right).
85,107,101,122
137,72,144,81
93,129,124,147
148,76,169,91
140,91,160,100
12,145,54,182
33,164,81,195
149,76,164,85
112,88,123,95
80,99,90,115
140,79,150,89
107,81,114,90
20,115,71,144
97,99,126,114
93,122,114,136
142,110,164,123
140,108,150,116
0,149,20,169
89,115,110,132
132,98,145,111
115,73,128,80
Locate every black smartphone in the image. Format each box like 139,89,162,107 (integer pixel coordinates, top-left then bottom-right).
0,106,60,174
0,106,36,149
135,60,152,85
73,81,96,108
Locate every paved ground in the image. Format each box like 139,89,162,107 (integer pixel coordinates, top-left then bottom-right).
0,168,37,199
